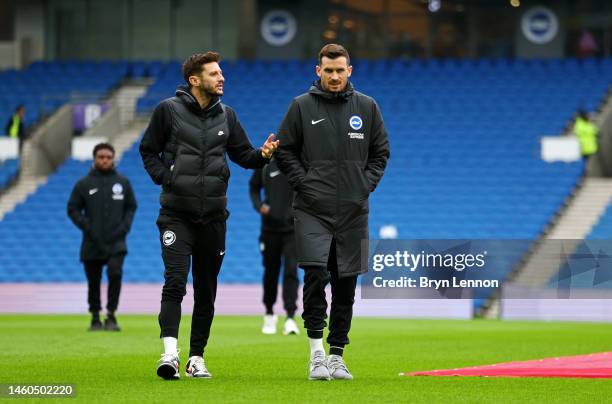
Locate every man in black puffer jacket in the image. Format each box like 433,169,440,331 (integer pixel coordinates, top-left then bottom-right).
68,142,137,332
140,51,278,380
276,44,390,381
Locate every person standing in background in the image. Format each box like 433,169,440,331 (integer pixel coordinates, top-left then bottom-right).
67,143,137,332
5,105,26,154
249,159,300,336
573,109,598,166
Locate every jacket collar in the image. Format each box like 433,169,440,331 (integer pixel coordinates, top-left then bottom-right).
308,80,354,102
176,84,222,117
89,167,117,176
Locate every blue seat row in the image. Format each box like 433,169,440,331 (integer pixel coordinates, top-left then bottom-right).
1,58,609,313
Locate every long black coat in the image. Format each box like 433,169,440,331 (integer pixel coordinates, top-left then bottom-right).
67,168,137,261
276,81,390,277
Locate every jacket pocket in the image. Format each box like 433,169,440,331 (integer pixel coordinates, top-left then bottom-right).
297,161,337,216
341,161,370,200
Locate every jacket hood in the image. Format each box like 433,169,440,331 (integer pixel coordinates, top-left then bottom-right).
308,80,354,102
175,84,222,117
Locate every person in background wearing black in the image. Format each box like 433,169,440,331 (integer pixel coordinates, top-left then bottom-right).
67,143,137,332
249,159,299,336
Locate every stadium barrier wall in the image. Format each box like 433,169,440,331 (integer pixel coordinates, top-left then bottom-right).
81,105,121,142
27,105,72,176
0,40,21,69
595,93,612,177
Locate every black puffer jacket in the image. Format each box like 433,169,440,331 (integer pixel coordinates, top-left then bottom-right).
140,85,268,220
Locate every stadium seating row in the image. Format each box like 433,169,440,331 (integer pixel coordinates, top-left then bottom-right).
1,58,608,311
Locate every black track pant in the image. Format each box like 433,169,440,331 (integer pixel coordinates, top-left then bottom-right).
302,239,357,348
84,254,125,314
260,230,298,317
156,214,226,358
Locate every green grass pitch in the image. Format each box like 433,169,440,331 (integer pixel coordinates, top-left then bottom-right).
2,315,612,403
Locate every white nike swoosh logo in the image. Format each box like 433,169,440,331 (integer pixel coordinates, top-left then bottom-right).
219,251,225,256
89,188,98,195
311,118,325,125
270,170,281,178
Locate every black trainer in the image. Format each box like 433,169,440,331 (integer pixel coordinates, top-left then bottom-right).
104,315,121,331
88,319,103,331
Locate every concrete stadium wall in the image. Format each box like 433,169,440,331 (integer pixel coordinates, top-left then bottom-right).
0,41,20,69
82,106,121,142
27,0,244,61
27,104,73,176
14,0,45,66
594,93,612,177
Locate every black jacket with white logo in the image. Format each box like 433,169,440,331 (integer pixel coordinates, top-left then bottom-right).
139,85,268,221
276,80,390,277
67,168,137,261
249,159,294,233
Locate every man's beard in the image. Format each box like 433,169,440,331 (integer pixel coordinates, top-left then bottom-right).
198,82,220,97
323,79,345,92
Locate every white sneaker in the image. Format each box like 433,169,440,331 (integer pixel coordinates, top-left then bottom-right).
157,352,180,380
261,314,277,334
282,318,300,335
308,350,331,381
327,355,353,380
185,356,212,378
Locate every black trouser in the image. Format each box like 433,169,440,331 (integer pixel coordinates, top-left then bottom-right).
260,230,298,317
302,239,357,349
156,214,226,358
84,254,125,314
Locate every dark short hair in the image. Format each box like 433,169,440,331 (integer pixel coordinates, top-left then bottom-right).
318,44,351,66
93,142,115,158
15,104,24,112
182,52,221,85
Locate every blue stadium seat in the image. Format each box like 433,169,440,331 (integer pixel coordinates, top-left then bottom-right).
2,58,610,312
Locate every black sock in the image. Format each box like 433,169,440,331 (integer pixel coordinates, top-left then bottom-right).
329,346,344,356
287,313,294,319
265,307,274,315
107,311,116,321
307,329,324,339
92,312,100,322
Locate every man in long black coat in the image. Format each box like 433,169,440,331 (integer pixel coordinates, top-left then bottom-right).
276,44,390,380
67,143,137,332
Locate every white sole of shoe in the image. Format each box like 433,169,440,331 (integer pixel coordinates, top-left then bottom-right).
308,376,331,381
185,372,212,379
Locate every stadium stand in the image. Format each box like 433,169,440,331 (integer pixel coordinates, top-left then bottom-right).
0,158,19,191
1,58,610,310
0,61,129,129
548,200,612,290
589,203,612,240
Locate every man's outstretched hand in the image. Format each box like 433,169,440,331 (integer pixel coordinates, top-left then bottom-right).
261,134,279,159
